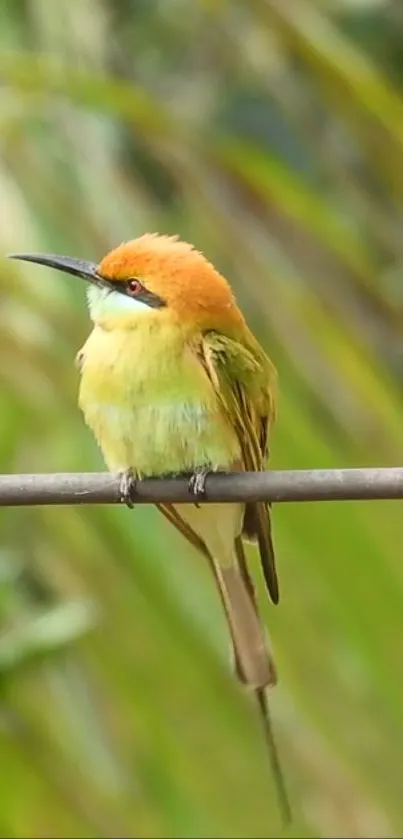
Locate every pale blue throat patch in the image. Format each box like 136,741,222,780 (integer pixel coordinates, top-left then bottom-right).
86,285,151,320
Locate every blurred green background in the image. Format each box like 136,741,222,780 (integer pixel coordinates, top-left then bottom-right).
1,0,403,836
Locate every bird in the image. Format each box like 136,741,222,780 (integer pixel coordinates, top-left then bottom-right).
9,234,290,823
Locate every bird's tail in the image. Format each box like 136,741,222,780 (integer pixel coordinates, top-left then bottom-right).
211,549,291,825
227,537,291,827
158,502,291,824
160,500,276,688
213,558,277,689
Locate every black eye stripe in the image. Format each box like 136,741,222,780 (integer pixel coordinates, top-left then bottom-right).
107,279,166,309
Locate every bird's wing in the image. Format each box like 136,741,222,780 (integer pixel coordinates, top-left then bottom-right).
195,334,289,822
197,330,279,605
157,333,287,819
157,330,279,687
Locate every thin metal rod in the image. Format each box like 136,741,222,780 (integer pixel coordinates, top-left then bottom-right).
0,468,403,507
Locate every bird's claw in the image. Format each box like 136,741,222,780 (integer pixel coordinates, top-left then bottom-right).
188,467,211,507
119,468,136,509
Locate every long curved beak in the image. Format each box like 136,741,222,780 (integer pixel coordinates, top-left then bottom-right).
7,252,103,285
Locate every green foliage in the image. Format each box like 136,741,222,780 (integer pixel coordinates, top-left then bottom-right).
1,1,403,835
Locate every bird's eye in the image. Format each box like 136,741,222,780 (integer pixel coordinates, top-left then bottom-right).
126,278,142,296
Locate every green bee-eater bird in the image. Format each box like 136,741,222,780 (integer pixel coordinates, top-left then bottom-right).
9,233,290,822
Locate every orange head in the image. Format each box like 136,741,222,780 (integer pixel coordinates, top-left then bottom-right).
9,233,245,335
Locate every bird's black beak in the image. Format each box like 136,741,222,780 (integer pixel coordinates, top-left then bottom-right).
7,252,103,286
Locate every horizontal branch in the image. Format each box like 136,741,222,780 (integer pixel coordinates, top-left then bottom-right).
1,468,403,507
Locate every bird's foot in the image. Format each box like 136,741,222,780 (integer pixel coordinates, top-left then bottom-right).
119,468,136,509
188,467,211,507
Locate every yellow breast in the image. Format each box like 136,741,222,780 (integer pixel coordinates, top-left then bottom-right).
77,319,240,476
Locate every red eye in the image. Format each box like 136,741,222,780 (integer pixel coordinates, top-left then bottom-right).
127,278,142,295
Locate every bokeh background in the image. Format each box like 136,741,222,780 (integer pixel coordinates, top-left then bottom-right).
1,1,403,836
